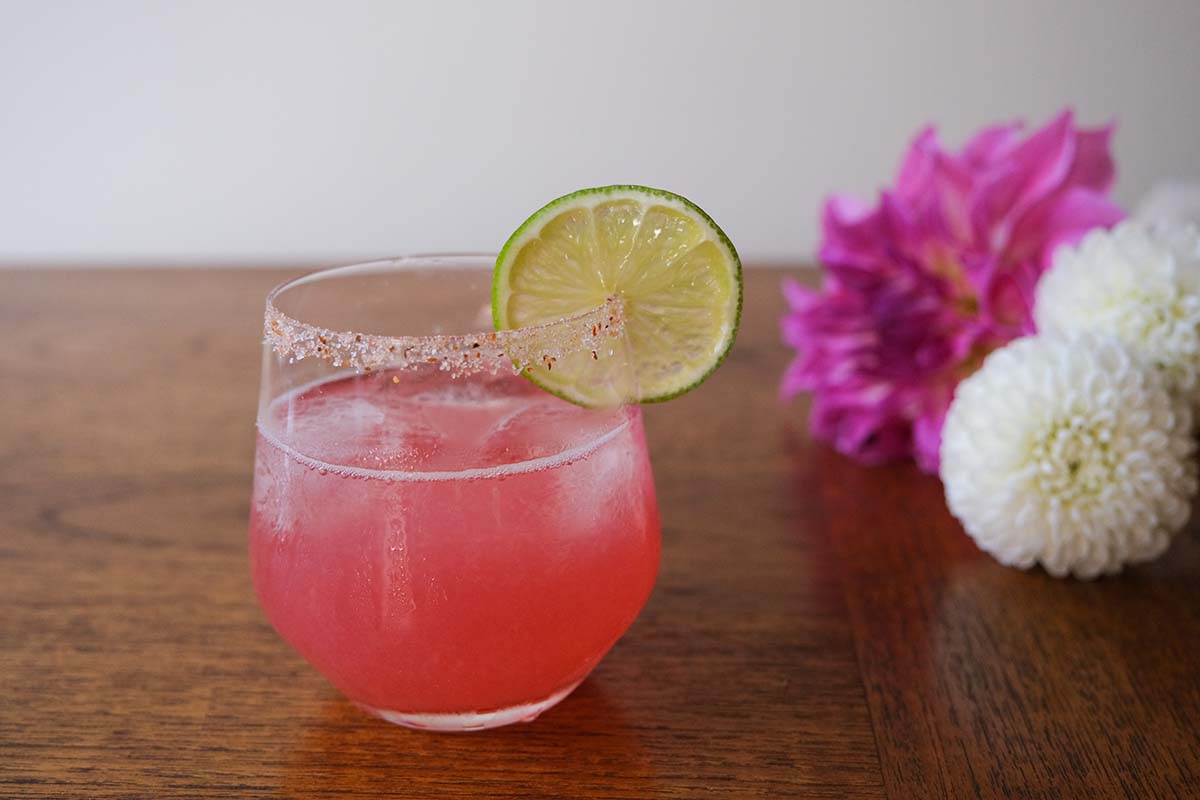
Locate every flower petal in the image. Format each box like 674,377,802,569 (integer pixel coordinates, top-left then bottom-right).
1008,186,1125,273
1066,122,1117,193
781,277,817,311
895,126,940,201
811,393,913,465
959,120,1024,169
979,257,1041,336
972,109,1077,243
913,407,947,473
819,194,885,270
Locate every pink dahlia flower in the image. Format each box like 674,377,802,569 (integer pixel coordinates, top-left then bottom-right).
781,109,1124,472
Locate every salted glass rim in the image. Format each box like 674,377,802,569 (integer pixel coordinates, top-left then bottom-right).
263,253,624,377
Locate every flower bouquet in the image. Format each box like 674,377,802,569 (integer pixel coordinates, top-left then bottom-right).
783,109,1200,578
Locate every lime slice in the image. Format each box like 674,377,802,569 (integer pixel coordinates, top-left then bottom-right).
493,185,742,405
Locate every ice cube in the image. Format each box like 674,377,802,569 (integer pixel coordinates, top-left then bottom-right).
476,398,621,467
353,417,446,471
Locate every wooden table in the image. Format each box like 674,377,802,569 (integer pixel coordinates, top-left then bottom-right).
2,267,1198,799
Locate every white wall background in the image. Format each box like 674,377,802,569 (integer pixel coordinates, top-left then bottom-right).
2,0,1198,265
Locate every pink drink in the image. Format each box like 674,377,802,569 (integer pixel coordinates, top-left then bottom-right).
249,369,660,727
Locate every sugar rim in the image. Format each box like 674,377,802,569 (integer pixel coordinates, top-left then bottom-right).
263,255,625,377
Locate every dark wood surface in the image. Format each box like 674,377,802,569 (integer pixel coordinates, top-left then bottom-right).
1,267,1197,799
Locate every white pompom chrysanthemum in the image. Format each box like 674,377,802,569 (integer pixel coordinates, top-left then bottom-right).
940,333,1196,579
1035,221,1200,403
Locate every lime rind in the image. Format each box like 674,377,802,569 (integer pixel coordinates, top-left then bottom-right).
493,185,742,406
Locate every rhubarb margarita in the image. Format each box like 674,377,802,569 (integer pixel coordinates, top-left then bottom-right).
249,187,740,730
250,368,659,728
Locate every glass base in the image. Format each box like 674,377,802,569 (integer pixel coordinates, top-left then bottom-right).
355,680,582,732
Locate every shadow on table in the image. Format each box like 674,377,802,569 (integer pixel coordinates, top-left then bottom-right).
279,677,658,798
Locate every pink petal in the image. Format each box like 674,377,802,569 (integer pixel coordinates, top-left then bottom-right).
931,152,976,243
972,109,1076,242
879,191,923,258
959,120,1024,168
819,194,886,269
810,394,912,465
979,258,1041,336
1008,186,1126,273
895,126,940,201
782,277,817,310
1065,122,1117,193
912,410,945,474
779,355,810,401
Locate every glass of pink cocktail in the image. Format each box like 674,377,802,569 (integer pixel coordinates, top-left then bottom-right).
249,255,661,731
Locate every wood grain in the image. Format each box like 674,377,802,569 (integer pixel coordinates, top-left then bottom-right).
0,268,880,799
818,451,1200,800
1,267,1197,799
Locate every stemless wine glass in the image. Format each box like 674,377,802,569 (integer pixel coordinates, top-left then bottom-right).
248,254,661,731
